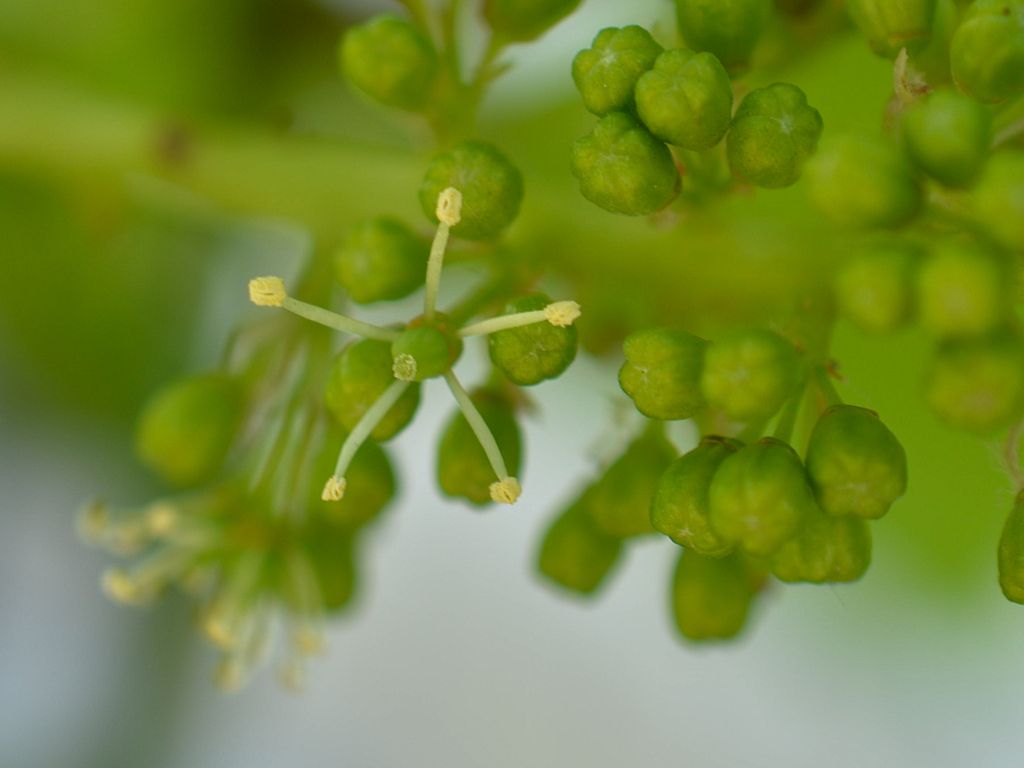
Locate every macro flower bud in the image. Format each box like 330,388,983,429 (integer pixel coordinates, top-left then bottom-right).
571,26,663,116
901,90,992,189
651,436,741,556
726,82,823,188
392,324,460,382
587,428,677,539
334,218,425,304
708,437,815,557
340,16,438,111
835,242,921,333
634,48,733,151
770,508,872,583
845,0,937,58
673,0,771,74
973,152,1024,251
700,329,801,423
437,389,522,506
950,0,1024,103
925,333,1024,433
419,142,523,241
998,493,1024,604
325,339,421,441
916,242,1010,339
488,294,578,386
538,486,623,595
806,135,922,229
483,0,582,42
619,328,707,420
670,551,759,642
805,405,907,519
571,112,681,216
135,374,244,487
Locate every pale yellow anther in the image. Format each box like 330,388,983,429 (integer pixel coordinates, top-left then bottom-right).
392,353,417,382
248,276,287,307
292,625,326,657
544,301,582,328
145,503,179,537
76,501,109,543
489,477,522,505
101,569,145,605
202,610,239,650
321,475,347,502
436,187,462,227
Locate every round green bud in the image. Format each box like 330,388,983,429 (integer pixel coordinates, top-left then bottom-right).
901,90,992,188
437,389,522,506
334,218,424,304
483,0,582,42
925,333,1024,433
916,242,1010,339
135,373,244,487
634,48,733,151
670,551,758,642
325,339,421,441
700,329,801,423
998,493,1024,604
950,0,1024,103
973,152,1024,251
310,429,396,529
571,112,681,216
488,293,578,386
835,242,921,333
299,520,359,613
392,321,461,382
419,141,523,241
619,328,707,420
340,16,438,111
806,135,922,229
770,509,872,584
805,405,908,519
726,82,823,188
651,436,741,556
571,26,663,116
673,0,771,73
538,486,623,595
708,437,815,557
588,428,677,539
845,0,937,57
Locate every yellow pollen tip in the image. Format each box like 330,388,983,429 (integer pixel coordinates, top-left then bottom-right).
392,353,417,382
436,187,462,227
544,301,582,328
489,477,522,505
101,569,144,605
293,626,326,657
145,503,179,537
202,610,239,650
248,276,287,307
321,475,347,502
76,501,109,542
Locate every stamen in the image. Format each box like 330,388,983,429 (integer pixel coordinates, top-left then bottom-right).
436,187,463,226
489,477,522,505
145,503,179,537
424,187,462,320
101,568,146,605
76,500,109,543
248,276,287,307
392,353,417,382
458,300,581,338
321,475,346,502
543,301,582,328
278,296,398,342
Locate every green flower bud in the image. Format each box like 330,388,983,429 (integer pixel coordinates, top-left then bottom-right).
673,0,771,73
437,389,522,506
135,373,244,487
538,486,623,595
619,328,708,420
392,321,462,382
846,0,937,57
925,333,1024,433
634,48,733,151
588,428,677,539
670,551,758,642
334,218,424,304
299,520,359,613
488,294,578,386
340,16,438,111
770,509,872,583
419,141,523,241
325,339,421,441
571,112,681,216
973,152,1024,251
998,493,1024,604
651,436,741,555
726,83,823,188
708,437,815,557
916,242,1010,339
950,0,1024,103
805,405,908,519
700,329,801,423
483,0,582,42
571,26,663,116
806,135,922,229
901,90,992,188
835,242,921,333
310,429,396,529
